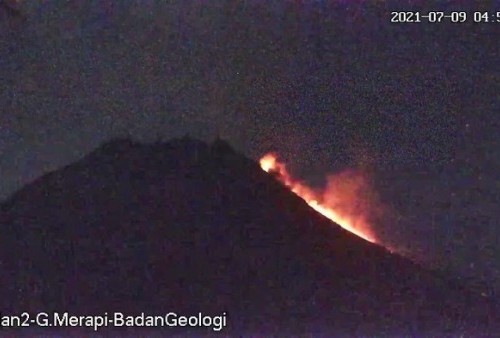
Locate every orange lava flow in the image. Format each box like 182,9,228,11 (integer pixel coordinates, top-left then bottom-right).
259,152,377,244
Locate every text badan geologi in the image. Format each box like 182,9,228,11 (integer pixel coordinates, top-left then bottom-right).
0,311,228,332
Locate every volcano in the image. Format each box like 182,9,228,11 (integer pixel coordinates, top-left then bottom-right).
0,137,497,336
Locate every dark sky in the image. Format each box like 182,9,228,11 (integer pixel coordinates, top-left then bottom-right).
1,1,499,289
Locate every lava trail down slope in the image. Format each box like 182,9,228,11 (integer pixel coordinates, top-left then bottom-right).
0,138,497,336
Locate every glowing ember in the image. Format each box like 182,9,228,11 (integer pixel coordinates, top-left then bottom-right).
259,152,377,243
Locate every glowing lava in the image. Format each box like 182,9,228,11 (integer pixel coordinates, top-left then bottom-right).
260,152,377,243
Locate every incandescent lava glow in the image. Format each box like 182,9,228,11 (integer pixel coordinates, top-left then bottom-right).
259,152,377,244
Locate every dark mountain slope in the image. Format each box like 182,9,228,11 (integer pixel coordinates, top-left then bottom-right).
0,137,497,336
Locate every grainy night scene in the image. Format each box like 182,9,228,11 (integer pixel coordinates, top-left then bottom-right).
0,0,498,336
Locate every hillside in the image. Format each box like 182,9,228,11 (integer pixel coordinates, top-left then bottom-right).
0,137,497,336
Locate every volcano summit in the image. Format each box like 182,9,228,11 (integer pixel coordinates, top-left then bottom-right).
0,137,496,336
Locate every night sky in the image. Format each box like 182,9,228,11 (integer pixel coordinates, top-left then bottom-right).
1,1,499,290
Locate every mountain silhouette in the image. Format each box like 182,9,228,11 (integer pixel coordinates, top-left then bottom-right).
0,137,497,336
